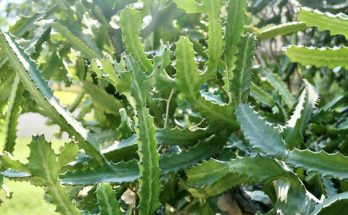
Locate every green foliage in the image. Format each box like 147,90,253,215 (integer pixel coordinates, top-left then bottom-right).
250,83,274,107
285,7,348,70
311,192,348,214
60,160,139,185
130,60,161,214
173,0,202,14
286,46,348,69
27,136,80,215
61,136,224,185
223,0,247,98
287,149,348,180
257,22,307,40
236,104,286,157
230,34,257,104
119,8,153,72
186,156,313,214
224,0,247,70
284,80,319,148
3,76,22,153
260,69,296,108
202,0,223,80
48,22,101,59
0,0,348,214
96,184,123,215
0,32,104,163
175,37,202,99
175,37,237,127
298,8,348,38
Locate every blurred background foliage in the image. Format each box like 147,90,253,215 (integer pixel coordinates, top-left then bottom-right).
0,0,348,214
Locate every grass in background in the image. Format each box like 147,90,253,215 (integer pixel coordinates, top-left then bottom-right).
0,180,59,215
54,91,79,105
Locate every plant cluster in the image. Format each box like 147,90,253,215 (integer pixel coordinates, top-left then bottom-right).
0,0,348,214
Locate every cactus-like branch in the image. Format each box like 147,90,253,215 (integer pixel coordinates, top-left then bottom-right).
3,75,22,153
27,136,81,215
130,59,161,214
298,8,348,38
236,104,286,157
0,31,105,164
257,22,306,40
285,46,348,69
